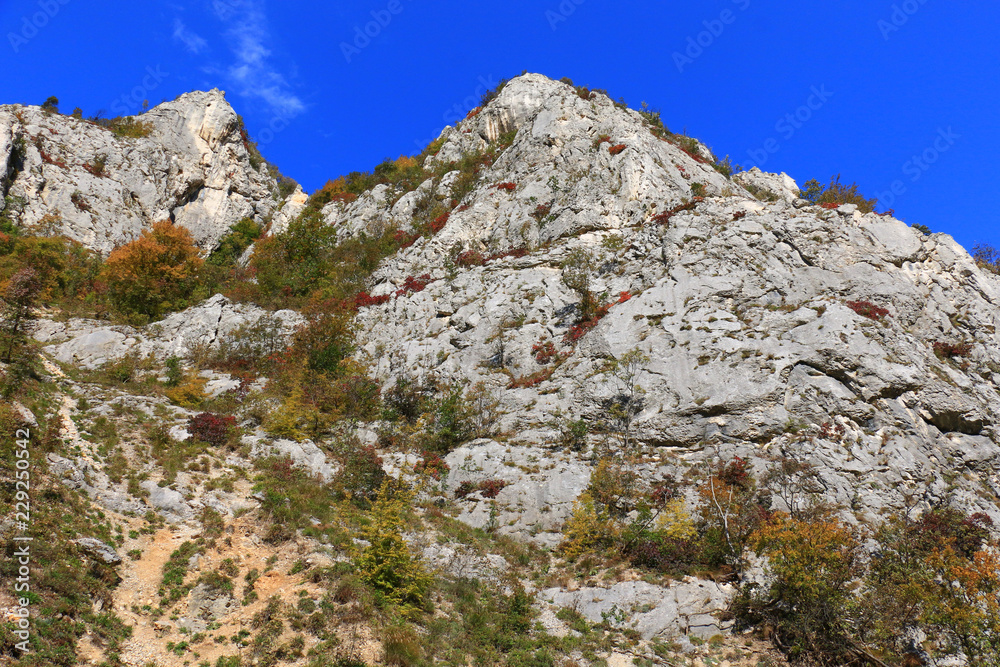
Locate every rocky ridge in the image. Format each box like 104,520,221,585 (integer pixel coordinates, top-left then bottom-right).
0,90,279,254
7,73,1000,666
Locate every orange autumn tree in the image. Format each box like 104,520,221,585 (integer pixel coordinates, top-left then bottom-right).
101,220,203,321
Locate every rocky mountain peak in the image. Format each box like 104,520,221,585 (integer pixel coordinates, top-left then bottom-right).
0,88,277,254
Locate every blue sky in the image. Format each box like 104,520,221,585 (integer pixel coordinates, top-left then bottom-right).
2,0,998,250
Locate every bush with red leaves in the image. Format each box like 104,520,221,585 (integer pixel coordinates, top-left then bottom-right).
495,182,517,192
455,479,507,499
933,341,972,359
393,229,420,249
455,250,486,267
732,211,747,220
715,456,754,490
593,134,612,148
627,537,704,575
478,479,507,499
395,274,432,297
508,367,555,389
351,291,391,309
188,412,236,448
487,247,528,262
532,340,557,364
617,291,632,304
608,144,627,156
427,212,450,235
415,451,450,481
329,191,358,203
466,107,482,120
651,198,703,225
532,203,552,222
333,443,385,504
821,202,840,210
846,300,890,321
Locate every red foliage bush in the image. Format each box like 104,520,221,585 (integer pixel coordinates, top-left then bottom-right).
333,443,385,503
188,412,236,447
478,479,507,499
395,274,433,297
495,182,517,192
455,479,507,499
415,451,450,481
846,300,890,321
651,198,703,225
532,203,552,222
821,202,840,210
393,229,420,249
487,247,528,262
329,191,358,203
532,340,557,364
933,341,972,359
593,134,612,148
608,144,627,156
428,212,450,235
732,211,747,221
351,291,391,309
39,148,68,169
617,291,632,304
508,367,555,389
455,250,486,267
466,107,482,120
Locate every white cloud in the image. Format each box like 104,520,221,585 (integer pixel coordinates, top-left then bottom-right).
216,1,305,117
172,19,208,54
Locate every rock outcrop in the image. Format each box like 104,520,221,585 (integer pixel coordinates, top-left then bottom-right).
312,73,1000,529
0,90,280,254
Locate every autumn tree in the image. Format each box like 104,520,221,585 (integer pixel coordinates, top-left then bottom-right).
100,220,203,321
742,513,862,662
1,267,42,362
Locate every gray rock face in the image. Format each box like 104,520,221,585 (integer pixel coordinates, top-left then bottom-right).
537,578,733,640
243,432,338,482
0,90,278,254
36,293,301,369
445,440,591,547
73,537,122,565
331,73,1000,529
182,583,236,633
140,481,193,521
47,453,146,515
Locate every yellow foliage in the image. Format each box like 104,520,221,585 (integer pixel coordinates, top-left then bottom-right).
560,492,618,560
654,499,696,540
394,155,418,170
100,220,203,320
752,512,859,607
356,481,433,615
263,384,310,442
164,373,207,408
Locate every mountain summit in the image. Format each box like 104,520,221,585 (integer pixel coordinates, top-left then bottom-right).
3,73,1000,666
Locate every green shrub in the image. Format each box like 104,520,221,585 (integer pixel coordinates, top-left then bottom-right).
356,481,432,615
800,174,877,213
208,217,263,267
